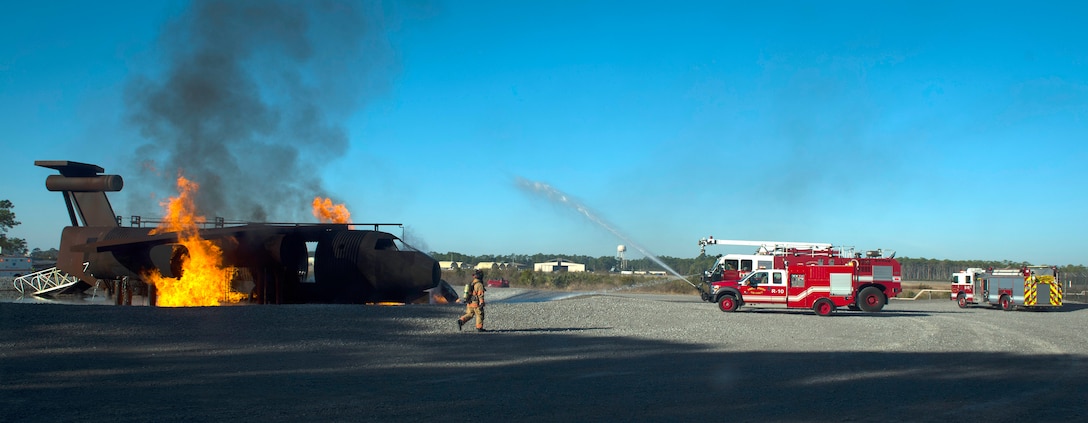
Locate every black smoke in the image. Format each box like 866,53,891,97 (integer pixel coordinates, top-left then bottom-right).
125,0,395,222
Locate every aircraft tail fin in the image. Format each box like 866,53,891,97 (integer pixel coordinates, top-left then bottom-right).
35,160,122,227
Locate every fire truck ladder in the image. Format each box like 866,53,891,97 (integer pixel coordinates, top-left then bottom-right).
13,267,84,297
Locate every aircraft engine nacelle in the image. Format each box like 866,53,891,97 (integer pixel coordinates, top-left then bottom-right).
221,232,309,281
149,243,186,279
45,174,123,192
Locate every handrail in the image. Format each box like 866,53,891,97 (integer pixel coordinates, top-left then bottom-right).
13,267,81,295
894,289,952,301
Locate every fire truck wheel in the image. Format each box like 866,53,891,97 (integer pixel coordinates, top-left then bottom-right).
717,295,739,312
957,293,968,308
1000,295,1014,311
857,287,885,312
813,299,835,316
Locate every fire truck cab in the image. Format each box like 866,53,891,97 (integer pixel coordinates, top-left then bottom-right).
710,265,870,316
951,266,1062,310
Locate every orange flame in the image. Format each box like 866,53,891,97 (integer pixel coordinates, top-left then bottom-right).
144,175,242,307
312,197,352,224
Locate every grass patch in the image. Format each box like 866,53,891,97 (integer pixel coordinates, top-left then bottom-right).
443,270,701,295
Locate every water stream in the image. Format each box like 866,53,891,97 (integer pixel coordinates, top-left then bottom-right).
514,178,698,291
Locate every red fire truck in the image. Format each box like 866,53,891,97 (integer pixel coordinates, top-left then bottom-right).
704,264,882,316
951,266,1062,310
696,237,902,311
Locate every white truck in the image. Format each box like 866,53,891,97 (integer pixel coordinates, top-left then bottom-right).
0,254,33,278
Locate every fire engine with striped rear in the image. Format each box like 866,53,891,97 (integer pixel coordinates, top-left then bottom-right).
951,266,1062,310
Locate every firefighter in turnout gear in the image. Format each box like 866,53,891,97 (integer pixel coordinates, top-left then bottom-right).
457,269,487,332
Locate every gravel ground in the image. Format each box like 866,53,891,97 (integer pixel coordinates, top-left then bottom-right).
2,289,1087,422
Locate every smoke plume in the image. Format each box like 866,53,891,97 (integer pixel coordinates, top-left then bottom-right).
125,0,394,222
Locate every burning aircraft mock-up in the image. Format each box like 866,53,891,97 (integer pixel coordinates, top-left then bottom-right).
36,160,456,306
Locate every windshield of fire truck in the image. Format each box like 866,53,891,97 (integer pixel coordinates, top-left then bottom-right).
1028,266,1056,277
722,259,739,271
744,271,767,285
705,261,722,279
708,258,754,276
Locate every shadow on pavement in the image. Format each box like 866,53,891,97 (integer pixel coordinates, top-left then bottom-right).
2,302,1085,423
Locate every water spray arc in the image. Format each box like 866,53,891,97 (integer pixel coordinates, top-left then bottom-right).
514,178,698,290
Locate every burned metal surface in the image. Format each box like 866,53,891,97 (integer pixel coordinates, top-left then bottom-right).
36,160,441,305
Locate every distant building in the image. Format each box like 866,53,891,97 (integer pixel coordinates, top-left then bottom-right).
505,262,528,270
475,262,528,271
438,261,471,270
533,258,586,273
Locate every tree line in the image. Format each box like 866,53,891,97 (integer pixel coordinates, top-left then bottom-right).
431,251,1088,282
893,257,1087,281
1,198,60,260
0,199,27,255
430,251,718,278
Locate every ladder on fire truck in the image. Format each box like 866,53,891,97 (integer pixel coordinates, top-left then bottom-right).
698,236,834,255
13,267,83,297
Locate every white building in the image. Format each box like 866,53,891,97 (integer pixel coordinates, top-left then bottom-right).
533,259,586,273
475,261,499,271
438,261,471,270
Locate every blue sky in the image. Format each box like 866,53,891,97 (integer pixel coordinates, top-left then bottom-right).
2,1,1086,266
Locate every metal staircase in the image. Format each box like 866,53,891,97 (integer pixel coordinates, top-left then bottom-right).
13,267,85,297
